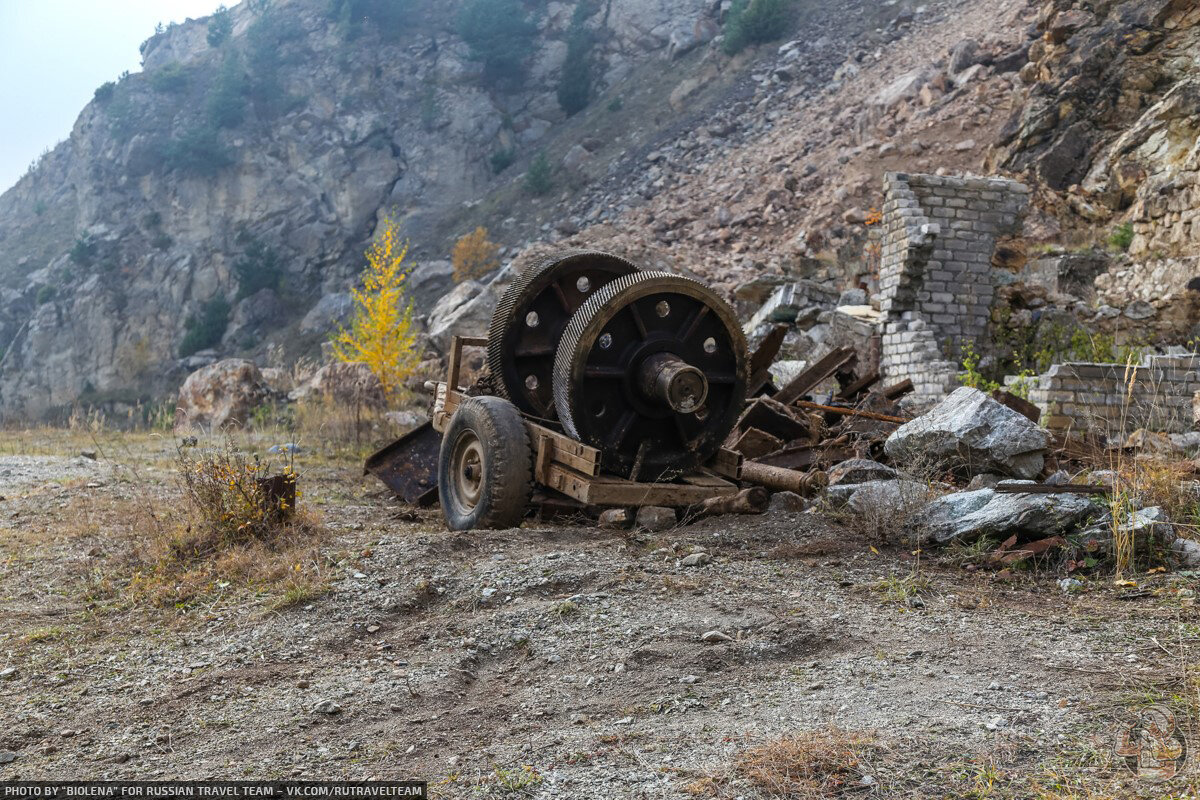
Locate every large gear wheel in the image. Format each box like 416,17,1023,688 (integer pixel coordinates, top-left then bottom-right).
486,251,639,418
553,271,748,481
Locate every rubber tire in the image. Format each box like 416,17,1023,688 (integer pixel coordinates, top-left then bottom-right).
438,396,534,531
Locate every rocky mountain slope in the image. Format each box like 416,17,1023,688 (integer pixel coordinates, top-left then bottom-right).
0,0,1196,420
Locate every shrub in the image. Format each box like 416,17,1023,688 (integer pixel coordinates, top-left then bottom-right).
525,151,553,195
179,296,231,356
557,4,595,115
143,210,163,228
452,227,500,282
93,81,116,103
246,6,306,114
489,148,516,174
206,55,247,128
69,237,97,266
36,285,57,305
330,0,411,41
1108,221,1134,251
161,126,234,176
233,236,283,299
330,215,421,403
149,62,191,94
606,96,623,112
723,0,794,55
151,233,174,250
458,0,538,87
206,5,233,47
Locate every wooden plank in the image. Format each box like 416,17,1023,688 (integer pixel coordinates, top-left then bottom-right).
544,463,737,506
994,483,1110,496
793,400,909,425
731,427,783,459
755,444,856,470
705,447,743,480
748,324,789,396
991,389,1042,423
526,421,601,477
881,379,914,400
773,347,856,405
836,370,880,400
735,396,809,441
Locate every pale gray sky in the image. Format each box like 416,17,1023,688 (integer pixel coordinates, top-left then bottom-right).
0,0,226,193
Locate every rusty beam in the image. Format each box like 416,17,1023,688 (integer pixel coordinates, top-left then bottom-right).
773,347,856,405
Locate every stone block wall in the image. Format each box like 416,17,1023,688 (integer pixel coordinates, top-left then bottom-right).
877,172,1030,405
1028,354,1200,434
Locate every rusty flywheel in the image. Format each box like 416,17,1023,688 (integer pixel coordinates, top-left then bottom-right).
486,251,639,418
552,271,748,481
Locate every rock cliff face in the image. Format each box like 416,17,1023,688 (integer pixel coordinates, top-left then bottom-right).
0,0,728,419
0,0,1197,420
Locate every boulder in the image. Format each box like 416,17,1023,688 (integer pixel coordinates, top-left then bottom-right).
174,359,268,431
300,292,354,334
948,38,981,75
298,362,386,408
920,488,1097,545
426,268,513,354
884,387,1050,479
561,144,592,175
259,367,293,395
405,259,455,311
827,459,897,486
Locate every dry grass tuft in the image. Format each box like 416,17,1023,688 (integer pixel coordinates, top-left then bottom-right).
126,437,330,609
734,728,878,799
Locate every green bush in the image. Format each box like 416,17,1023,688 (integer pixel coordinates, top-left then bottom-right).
152,233,174,251
330,0,411,41
180,296,232,357
36,285,57,306
246,6,306,114
149,62,191,94
557,4,595,116
69,237,97,266
490,148,516,174
606,96,623,113
206,55,247,128
723,0,794,55
161,126,234,176
458,0,538,87
1108,222,1134,251
93,81,116,103
525,151,552,196
232,236,283,299
207,5,233,47
143,211,163,229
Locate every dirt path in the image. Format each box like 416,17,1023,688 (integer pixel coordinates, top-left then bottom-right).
0,433,1195,797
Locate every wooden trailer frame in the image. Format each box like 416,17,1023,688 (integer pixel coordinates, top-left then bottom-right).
432,336,744,508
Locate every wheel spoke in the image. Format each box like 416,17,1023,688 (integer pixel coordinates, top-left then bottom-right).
609,410,636,448
551,280,571,312
627,302,648,339
679,304,710,341
585,365,625,378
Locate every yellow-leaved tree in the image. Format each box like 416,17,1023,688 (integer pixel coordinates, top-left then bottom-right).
331,215,420,403
451,226,500,282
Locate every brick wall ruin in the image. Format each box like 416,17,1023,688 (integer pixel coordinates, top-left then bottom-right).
877,172,1030,405
1028,355,1200,435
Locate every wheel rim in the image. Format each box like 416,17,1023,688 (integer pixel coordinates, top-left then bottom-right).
450,431,485,512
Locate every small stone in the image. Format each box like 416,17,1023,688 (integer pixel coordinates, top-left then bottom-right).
954,139,976,152
366,625,380,634
60,729,78,738
681,552,711,567
312,699,341,714
296,680,311,689
80,450,97,460
768,491,806,513
598,508,632,529
701,630,733,644
0,667,16,680
985,716,1008,731
0,751,17,764
636,506,676,532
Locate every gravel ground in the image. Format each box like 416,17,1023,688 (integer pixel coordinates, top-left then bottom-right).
0,432,1196,797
